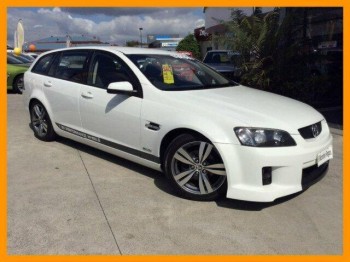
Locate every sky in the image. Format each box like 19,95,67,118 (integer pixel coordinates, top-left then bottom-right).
7,7,205,46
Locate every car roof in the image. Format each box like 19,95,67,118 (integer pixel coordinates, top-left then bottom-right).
41,46,178,56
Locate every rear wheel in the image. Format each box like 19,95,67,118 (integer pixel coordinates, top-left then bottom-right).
164,134,227,201
30,101,56,141
13,74,24,94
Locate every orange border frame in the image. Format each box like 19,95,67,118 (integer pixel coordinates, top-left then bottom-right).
1,0,347,261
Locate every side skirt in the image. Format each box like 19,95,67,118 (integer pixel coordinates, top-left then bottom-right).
55,123,162,170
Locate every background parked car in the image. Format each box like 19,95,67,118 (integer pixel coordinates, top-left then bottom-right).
203,50,242,81
25,52,39,60
176,51,193,57
7,52,35,64
7,54,30,94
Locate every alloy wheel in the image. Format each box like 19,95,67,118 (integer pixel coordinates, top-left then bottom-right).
31,104,49,138
171,141,226,195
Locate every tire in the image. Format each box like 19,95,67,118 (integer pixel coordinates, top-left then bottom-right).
164,134,227,201
30,101,56,141
13,74,24,94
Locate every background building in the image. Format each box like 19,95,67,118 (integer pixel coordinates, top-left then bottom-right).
196,7,273,57
147,34,183,51
22,35,110,53
198,7,342,57
195,7,342,119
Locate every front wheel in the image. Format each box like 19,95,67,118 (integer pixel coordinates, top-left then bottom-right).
164,134,227,201
30,101,56,141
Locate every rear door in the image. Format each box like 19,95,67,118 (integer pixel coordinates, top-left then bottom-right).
42,50,91,131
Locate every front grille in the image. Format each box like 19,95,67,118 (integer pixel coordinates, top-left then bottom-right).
301,161,329,189
298,121,322,139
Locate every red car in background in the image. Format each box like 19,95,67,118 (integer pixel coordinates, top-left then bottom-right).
176,51,193,57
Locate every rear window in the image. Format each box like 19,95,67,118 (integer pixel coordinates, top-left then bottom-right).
50,51,90,83
32,53,56,75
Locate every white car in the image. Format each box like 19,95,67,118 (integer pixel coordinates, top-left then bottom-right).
23,47,333,202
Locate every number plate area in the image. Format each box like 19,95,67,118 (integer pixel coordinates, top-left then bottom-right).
317,145,333,167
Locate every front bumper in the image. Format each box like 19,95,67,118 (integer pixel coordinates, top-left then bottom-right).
214,124,333,202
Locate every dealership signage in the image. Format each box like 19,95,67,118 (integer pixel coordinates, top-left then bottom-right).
161,42,179,47
147,34,180,43
194,27,211,41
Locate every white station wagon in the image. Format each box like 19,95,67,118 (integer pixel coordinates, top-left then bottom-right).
23,47,333,202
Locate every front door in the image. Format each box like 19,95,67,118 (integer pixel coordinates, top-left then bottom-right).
79,51,143,152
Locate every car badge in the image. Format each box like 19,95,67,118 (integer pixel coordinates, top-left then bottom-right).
311,124,320,138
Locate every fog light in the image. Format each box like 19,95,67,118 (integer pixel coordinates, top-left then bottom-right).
262,167,272,185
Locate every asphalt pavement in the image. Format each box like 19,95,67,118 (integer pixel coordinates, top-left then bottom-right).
7,93,343,255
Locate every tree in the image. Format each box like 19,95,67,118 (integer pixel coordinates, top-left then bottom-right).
126,40,140,47
253,7,262,15
218,7,340,106
218,9,280,89
176,34,201,59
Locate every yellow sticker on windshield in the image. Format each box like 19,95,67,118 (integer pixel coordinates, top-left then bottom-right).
162,64,174,84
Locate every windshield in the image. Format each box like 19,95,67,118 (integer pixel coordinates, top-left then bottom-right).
126,54,237,91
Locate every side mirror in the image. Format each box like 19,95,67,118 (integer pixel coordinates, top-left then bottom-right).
107,82,137,95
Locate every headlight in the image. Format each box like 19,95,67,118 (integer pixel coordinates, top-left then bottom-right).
234,127,296,147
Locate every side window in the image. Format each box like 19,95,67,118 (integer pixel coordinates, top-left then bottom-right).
31,53,56,75
88,52,135,89
52,51,90,83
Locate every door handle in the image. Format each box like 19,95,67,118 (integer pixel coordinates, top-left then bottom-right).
44,81,52,87
81,91,94,99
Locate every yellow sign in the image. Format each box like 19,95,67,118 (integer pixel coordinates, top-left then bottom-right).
162,64,174,84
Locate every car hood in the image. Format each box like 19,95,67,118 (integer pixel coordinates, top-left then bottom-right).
165,85,324,134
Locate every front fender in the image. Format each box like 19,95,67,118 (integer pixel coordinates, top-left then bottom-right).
140,99,241,158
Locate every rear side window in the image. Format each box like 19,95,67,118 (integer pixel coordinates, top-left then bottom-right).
51,51,90,83
32,53,56,75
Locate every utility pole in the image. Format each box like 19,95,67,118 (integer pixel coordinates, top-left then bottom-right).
139,27,143,48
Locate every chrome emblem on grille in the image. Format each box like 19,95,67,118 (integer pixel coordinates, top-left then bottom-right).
311,124,320,138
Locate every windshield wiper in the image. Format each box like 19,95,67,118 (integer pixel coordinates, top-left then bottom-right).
201,82,237,88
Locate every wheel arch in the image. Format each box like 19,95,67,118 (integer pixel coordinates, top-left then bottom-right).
13,73,24,84
159,128,212,167
28,96,56,131
29,97,57,141
29,97,44,111
160,128,228,201
12,73,24,92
